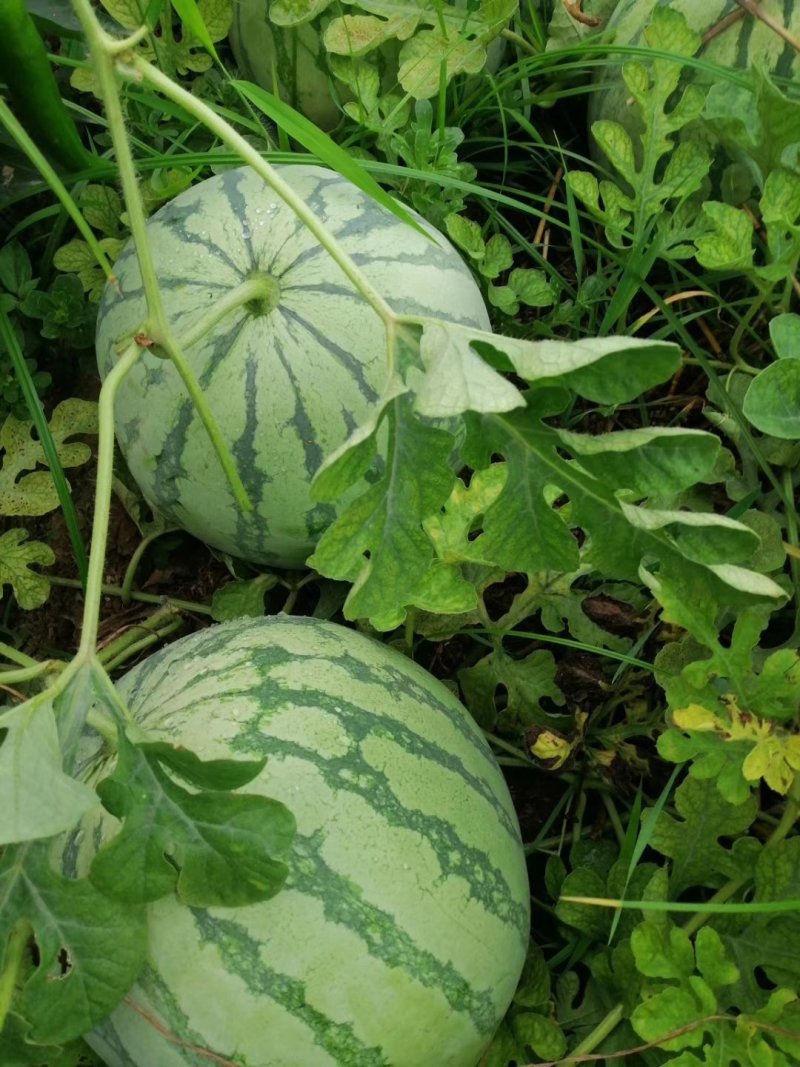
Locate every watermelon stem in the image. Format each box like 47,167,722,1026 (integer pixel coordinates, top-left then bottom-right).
72,0,254,521
177,275,282,351
122,53,399,330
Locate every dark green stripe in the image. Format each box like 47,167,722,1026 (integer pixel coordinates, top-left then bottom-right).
221,168,257,262
148,396,193,517
280,307,380,403
270,329,327,484
133,962,211,1065
734,12,753,70
135,626,519,844
289,831,498,1033
232,696,528,935
233,351,270,557
154,193,245,280
191,910,390,1066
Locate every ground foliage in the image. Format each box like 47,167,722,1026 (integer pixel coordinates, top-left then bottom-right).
0,1,799,1065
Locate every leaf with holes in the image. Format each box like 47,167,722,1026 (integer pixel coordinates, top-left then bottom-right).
0,399,97,517
0,841,147,1045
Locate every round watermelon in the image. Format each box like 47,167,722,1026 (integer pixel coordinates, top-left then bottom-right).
589,0,800,137
69,615,531,1067
96,165,489,568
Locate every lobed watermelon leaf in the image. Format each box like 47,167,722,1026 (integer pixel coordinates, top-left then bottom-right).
311,330,785,629
0,528,54,611
0,696,98,847
0,842,147,1046
89,727,296,906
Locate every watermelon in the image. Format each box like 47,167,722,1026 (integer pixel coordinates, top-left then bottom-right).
589,1,800,135
96,164,489,568
68,615,531,1067
230,0,508,130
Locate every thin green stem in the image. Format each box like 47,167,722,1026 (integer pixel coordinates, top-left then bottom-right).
178,275,281,351
0,642,37,669
501,27,538,56
601,793,627,850
0,662,56,687
98,606,183,671
0,98,113,279
120,528,176,603
102,619,183,672
71,0,252,516
48,574,214,615
125,53,398,327
0,921,31,1033
77,342,143,659
568,1003,626,1059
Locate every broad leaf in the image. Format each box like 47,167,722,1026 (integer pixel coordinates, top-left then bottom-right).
310,393,458,628
0,697,97,846
0,842,147,1045
89,729,295,906
0,399,97,517
0,528,54,610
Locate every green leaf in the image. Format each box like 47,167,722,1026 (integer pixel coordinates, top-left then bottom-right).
397,30,485,99
170,0,225,62
482,233,513,280
414,321,525,417
210,574,279,621
76,184,123,237
88,729,296,906
511,1012,567,1061
458,646,564,732
309,393,457,629
233,79,431,240
631,918,695,980
694,202,755,272
743,361,800,439
514,942,552,1010
478,333,681,405
135,742,267,791
630,986,706,1052
443,213,485,261
770,312,800,359
509,268,555,308
0,842,147,1045
0,696,98,846
0,528,54,609
645,777,758,894
553,426,720,498
0,399,98,517
557,869,611,938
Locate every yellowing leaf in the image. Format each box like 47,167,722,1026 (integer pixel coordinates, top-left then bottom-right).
672,704,725,732
0,529,54,610
0,399,98,517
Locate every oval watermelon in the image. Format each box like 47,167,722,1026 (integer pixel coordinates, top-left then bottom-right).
70,615,531,1067
230,0,508,130
96,164,489,568
589,1,800,134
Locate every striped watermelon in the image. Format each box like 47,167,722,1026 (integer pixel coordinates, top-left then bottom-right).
589,1,800,134
69,615,530,1067
230,0,508,130
96,164,489,568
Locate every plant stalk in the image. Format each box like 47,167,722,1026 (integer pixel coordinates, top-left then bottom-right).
71,0,252,516
124,54,398,328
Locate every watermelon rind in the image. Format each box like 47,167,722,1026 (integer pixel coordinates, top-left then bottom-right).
589,0,800,145
96,164,490,568
67,615,531,1067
